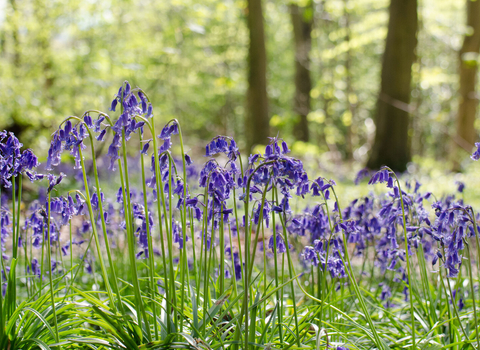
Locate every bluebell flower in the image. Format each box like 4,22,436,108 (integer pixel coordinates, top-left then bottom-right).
0,131,40,187
378,281,390,298
47,173,66,193
47,121,88,170
84,114,93,128
159,121,179,140
471,142,480,160
185,153,193,166
302,246,319,266
27,258,41,277
456,181,465,193
268,234,287,253
354,168,370,185
96,129,107,142
368,167,393,186
140,141,151,155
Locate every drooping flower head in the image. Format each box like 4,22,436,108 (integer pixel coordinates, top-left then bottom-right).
247,137,308,208
205,136,240,161
47,173,66,193
0,131,40,187
46,119,88,170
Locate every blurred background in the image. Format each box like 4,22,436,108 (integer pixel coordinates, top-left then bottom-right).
0,0,478,173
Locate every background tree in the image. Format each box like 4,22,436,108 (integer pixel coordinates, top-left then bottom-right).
367,0,418,171
454,0,480,167
246,0,270,152
0,0,472,169
291,2,313,142
6,0,23,137
343,0,354,159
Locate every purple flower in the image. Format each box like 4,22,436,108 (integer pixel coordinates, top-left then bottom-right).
158,121,179,140
302,246,319,266
471,142,480,161
185,153,193,166
47,173,66,193
269,234,287,254
456,181,465,193
368,168,391,185
0,131,40,187
141,141,151,155
355,168,370,185
205,136,240,161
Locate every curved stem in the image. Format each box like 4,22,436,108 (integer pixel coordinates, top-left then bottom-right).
330,187,386,350
387,170,415,350
149,117,172,333
78,147,116,310
46,191,60,344
87,132,123,314
464,239,480,349
139,132,159,340
120,129,151,340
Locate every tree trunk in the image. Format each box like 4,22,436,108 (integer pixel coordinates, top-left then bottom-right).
7,0,24,137
455,0,480,160
344,0,354,159
35,0,55,109
366,0,417,172
246,0,269,152
291,3,313,142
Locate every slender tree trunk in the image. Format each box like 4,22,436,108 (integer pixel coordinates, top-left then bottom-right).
455,0,480,163
246,0,269,152
291,3,313,142
366,0,417,171
7,0,24,137
35,0,55,109
344,0,354,159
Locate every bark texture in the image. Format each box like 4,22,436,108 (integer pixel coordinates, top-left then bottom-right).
456,0,480,152
291,3,313,142
367,0,418,171
246,0,270,152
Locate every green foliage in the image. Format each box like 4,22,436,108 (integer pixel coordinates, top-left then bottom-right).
0,0,473,164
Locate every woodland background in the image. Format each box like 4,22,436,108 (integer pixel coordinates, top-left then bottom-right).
0,0,478,172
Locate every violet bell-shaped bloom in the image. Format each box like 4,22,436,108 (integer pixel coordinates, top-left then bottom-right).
471,142,480,161
47,173,66,193
205,136,240,161
46,120,88,170
107,82,154,168
0,131,41,188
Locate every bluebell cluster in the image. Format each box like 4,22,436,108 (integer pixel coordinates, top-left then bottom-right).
0,131,40,187
4,81,480,321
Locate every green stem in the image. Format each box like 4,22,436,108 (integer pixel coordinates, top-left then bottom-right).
388,170,416,350
78,147,116,310
46,192,60,344
330,187,386,350
166,155,178,330
88,137,123,314
11,178,16,260
465,239,480,349
442,246,469,342
468,208,480,287
275,190,300,347
69,220,73,300
63,115,123,313
176,121,189,332
219,203,225,296
271,189,283,346
148,117,172,333
120,129,151,340
139,132,159,340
